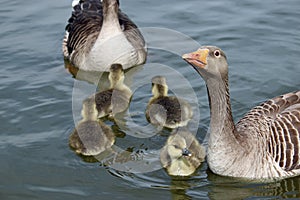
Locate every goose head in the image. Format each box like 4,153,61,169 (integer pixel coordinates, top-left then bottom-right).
151,75,168,98
182,46,228,81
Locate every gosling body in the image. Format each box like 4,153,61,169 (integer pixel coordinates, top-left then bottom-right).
146,76,193,129
91,64,132,118
69,97,115,156
160,128,206,176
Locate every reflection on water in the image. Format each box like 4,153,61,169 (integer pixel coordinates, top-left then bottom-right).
207,171,300,199
169,178,194,200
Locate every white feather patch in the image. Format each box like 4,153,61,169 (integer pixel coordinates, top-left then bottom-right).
72,0,80,8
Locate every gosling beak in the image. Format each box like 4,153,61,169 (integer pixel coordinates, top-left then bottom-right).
182,148,192,157
182,48,209,69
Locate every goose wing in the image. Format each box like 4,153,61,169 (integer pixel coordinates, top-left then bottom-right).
119,13,146,52
63,0,103,58
237,91,300,171
267,91,300,171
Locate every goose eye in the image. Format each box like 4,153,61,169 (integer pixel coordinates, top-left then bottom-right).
173,145,179,149
214,50,221,58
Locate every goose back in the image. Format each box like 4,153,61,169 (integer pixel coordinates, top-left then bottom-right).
63,0,146,71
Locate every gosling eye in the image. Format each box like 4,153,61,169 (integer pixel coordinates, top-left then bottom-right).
173,145,179,149
214,50,221,58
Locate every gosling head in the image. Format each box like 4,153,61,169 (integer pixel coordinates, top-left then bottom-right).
166,134,192,160
108,64,125,88
81,97,98,121
151,76,168,98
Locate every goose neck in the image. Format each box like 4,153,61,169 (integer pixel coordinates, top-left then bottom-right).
206,76,235,144
102,0,119,25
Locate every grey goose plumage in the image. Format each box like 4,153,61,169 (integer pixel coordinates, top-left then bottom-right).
183,46,300,180
63,0,147,72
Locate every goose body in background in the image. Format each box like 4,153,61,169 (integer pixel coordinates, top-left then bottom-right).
183,46,300,180
91,64,132,118
160,128,206,176
63,0,147,72
146,76,193,129
69,97,115,156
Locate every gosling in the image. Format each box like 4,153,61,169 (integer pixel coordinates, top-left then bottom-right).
91,64,132,118
160,128,206,176
146,76,193,129
69,97,115,156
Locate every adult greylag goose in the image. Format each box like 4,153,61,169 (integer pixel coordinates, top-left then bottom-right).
63,0,147,72
146,76,193,129
69,97,115,156
183,46,300,180
160,128,206,176
91,64,132,118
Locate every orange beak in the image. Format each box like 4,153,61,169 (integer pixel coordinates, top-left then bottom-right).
182,48,209,69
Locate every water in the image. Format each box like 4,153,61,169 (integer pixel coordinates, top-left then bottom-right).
1,0,300,199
